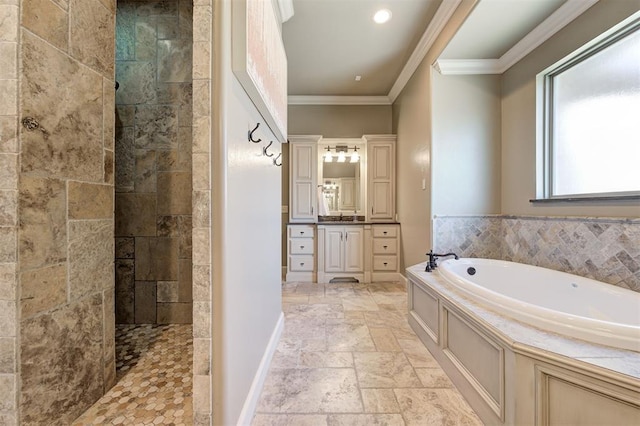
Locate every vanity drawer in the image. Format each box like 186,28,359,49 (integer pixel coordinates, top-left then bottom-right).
289,255,314,272
289,238,314,255
373,256,397,271
289,225,315,238
373,239,397,255
372,226,397,238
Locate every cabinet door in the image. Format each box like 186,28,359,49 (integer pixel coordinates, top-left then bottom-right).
344,227,364,272
367,141,395,221
324,228,344,272
370,181,392,219
290,143,317,221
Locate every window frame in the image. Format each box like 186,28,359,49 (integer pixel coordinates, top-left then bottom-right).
535,12,640,202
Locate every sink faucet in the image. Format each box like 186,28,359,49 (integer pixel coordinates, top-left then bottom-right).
425,250,459,272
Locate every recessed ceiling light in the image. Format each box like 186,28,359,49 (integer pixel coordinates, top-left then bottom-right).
355,75,362,81
373,9,392,24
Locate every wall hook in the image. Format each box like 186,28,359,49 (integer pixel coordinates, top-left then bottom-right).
263,140,274,157
248,123,262,143
273,152,282,166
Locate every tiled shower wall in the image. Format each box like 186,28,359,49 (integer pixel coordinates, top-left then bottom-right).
114,0,193,324
191,0,213,423
16,0,117,424
0,0,19,423
433,215,640,292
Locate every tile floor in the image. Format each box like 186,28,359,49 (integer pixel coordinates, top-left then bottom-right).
73,324,193,426
73,282,481,425
252,281,482,425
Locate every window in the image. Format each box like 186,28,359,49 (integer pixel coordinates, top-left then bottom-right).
538,12,640,199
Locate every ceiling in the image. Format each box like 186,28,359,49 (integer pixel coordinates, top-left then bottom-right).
281,0,595,103
282,0,442,97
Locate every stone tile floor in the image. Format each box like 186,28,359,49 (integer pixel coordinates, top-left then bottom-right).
252,281,482,425
73,324,193,426
73,282,481,425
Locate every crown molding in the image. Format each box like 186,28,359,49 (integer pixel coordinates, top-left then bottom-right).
436,0,598,75
276,0,294,23
387,0,462,102
498,0,598,72
288,95,392,105
434,59,501,75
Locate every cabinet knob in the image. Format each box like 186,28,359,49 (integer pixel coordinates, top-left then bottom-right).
300,262,304,266
384,262,388,266
383,245,388,249
300,246,304,249
383,231,388,235
301,231,305,235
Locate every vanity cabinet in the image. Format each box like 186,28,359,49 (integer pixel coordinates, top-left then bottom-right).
365,135,396,221
371,224,400,281
286,224,316,282
324,226,364,273
289,136,320,222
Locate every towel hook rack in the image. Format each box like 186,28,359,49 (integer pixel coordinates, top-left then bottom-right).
263,140,274,157
248,123,261,143
273,153,282,167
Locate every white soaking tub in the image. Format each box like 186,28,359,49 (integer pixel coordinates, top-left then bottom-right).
436,258,640,352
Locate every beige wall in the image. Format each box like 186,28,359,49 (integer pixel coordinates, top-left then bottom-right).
14,0,117,423
212,0,283,424
392,0,478,270
431,73,501,216
501,0,640,218
289,104,392,137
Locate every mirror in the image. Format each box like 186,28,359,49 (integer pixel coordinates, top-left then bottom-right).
318,139,365,216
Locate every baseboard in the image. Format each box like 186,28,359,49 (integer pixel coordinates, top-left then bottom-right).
235,311,284,425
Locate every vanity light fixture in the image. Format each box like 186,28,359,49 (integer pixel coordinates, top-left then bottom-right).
350,147,359,163
373,9,392,24
324,147,333,162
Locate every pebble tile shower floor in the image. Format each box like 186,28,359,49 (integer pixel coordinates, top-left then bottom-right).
74,282,480,425
73,324,193,425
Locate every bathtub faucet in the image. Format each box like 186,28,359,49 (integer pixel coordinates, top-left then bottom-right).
425,250,459,272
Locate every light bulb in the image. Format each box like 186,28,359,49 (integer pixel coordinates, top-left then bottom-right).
324,151,332,162
350,151,359,163
373,9,392,24
337,152,346,162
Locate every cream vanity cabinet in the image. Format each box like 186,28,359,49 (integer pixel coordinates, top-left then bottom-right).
288,135,321,222
365,135,396,222
286,134,400,283
323,226,364,273
371,224,400,281
317,224,368,283
286,224,316,282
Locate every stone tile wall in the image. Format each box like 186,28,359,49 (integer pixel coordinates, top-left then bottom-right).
16,0,117,424
191,0,212,424
433,215,640,292
114,0,193,325
0,0,19,423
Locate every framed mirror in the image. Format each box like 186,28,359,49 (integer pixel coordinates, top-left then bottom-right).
317,138,366,217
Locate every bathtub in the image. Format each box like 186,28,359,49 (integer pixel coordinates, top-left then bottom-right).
436,258,640,352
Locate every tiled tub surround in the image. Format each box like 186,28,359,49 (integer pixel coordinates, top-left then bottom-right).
433,215,640,292
115,0,193,325
14,0,117,424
